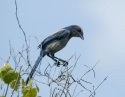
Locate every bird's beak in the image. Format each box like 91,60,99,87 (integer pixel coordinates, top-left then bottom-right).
80,34,84,40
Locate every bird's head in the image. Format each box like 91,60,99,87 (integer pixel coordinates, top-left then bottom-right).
65,25,84,40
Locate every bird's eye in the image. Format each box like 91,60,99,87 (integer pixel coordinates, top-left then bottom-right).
77,29,81,32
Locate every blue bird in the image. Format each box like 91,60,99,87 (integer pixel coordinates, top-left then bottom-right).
26,25,84,84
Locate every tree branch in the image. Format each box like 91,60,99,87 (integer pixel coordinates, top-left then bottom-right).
15,0,30,66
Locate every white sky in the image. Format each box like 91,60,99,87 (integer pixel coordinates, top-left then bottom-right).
0,0,125,97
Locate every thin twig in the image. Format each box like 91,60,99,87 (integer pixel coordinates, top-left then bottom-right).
6,40,12,64
11,66,23,97
15,0,30,66
4,84,9,97
89,76,108,97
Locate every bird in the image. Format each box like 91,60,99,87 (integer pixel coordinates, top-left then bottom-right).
26,25,84,84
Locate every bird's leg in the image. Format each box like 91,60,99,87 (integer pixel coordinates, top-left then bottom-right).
53,56,68,66
47,54,61,66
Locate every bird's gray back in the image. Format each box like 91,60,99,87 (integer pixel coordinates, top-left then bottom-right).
38,29,71,50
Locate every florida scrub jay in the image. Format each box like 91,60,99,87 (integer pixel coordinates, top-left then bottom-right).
26,25,84,84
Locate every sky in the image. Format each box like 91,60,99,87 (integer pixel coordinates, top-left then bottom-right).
0,0,125,97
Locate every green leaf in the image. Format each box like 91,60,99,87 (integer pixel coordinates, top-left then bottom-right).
0,64,15,83
0,64,21,85
10,78,20,91
0,64,13,77
2,70,15,84
0,70,2,78
22,79,26,87
22,87,37,97
9,72,21,91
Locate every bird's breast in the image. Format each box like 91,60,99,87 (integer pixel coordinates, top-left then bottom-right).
45,38,69,54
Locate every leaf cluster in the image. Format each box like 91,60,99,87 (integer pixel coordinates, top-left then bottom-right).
0,64,38,97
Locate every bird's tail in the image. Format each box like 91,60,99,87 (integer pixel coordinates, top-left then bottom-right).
26,50,45,84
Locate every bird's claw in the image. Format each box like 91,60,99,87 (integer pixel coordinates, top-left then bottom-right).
54,61,61,67
54,60,68,67
62,61,68,66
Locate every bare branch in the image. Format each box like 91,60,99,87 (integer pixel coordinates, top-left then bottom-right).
31,55,105,97
15,0,30,66
89,76,108,97
4,84,9,97
11,66,23,97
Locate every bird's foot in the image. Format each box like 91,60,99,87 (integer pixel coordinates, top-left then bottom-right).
62,61,68,66
54,59,68,67
54,61,61,67
56,58,68,66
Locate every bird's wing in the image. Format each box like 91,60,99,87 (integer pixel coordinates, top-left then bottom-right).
38,29,70,49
